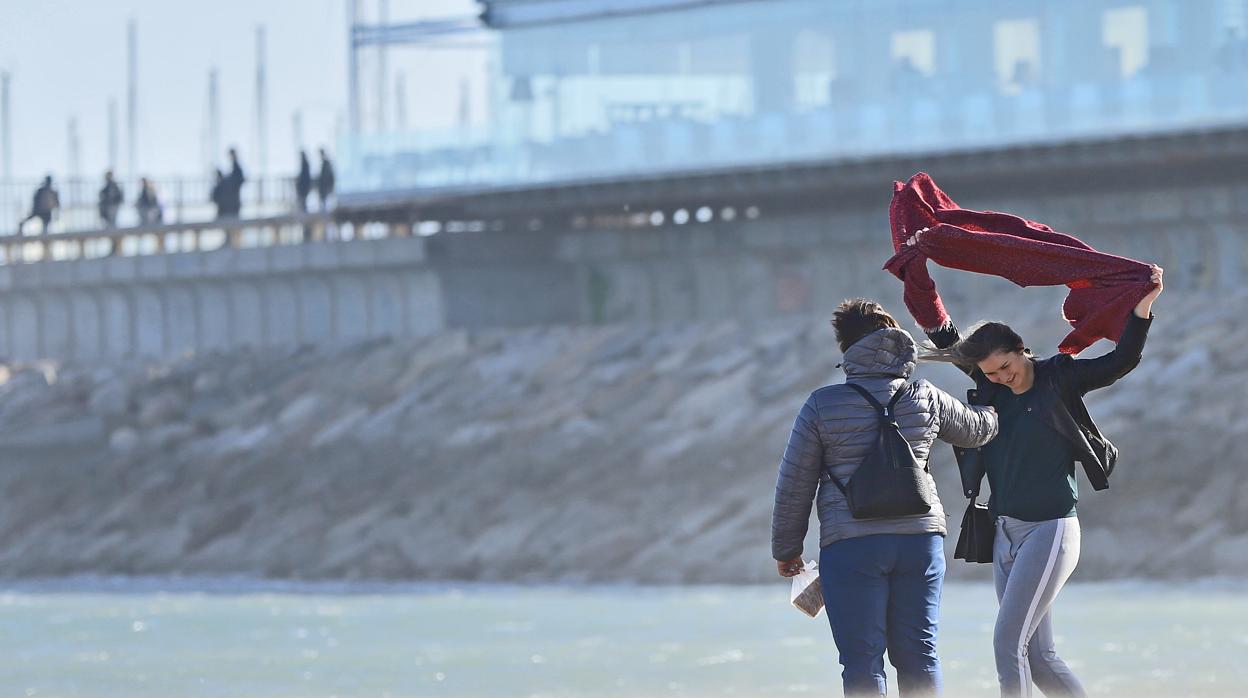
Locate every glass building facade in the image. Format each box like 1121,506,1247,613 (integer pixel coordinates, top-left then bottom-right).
341,0,1248,194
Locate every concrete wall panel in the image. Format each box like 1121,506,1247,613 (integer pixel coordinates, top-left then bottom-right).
101,290,133,358
165,286,198,356
229,283,264,348
197,284,231,351
69,292,102,359
334,275,369,341
39,293,72,359
10,295,39,359
0,300,11,356
369,274,403,338
134,287,165,357
263,280,299,346
403,271,444,336
297,277,334,343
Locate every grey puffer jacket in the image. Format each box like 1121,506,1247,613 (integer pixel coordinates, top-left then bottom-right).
771,327,998,561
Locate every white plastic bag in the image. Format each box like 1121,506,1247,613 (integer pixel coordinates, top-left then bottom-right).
789,560,823,618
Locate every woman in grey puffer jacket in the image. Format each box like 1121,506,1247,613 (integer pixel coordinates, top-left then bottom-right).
772,298,998,698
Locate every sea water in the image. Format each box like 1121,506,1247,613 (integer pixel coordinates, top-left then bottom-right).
1,580,1245,697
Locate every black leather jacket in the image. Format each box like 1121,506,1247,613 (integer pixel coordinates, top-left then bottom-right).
927,311,1153,497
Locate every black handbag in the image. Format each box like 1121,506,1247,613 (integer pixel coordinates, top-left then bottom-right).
954,497,994,563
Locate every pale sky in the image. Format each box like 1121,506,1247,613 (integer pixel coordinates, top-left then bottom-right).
0,0,484,181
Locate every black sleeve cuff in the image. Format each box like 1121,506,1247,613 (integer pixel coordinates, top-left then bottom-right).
925,324,961,350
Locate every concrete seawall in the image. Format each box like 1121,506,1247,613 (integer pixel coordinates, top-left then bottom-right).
0,238,443,361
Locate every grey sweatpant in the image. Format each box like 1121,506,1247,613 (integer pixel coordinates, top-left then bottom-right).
993,516,1087,698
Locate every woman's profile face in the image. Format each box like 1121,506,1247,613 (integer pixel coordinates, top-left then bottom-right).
977,349,1028,389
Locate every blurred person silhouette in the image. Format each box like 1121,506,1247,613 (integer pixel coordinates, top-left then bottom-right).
210,169,227,220
98,171,124,228
213,148,245,219
18,175,60,235
136,178,163,226
295,151,312,213
316,148,335,212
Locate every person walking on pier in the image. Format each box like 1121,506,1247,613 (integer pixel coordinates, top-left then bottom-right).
210,169,228,220
773,298,999,698
98,171,124,228
295,151,313,213
316,148,335,212
136,178,163,226
220,148,245,219
18,175,60,235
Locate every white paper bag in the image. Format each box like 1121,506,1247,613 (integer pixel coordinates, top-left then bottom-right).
789,560,823,618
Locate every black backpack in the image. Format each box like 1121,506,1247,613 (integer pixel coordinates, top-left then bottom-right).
828,382,935,520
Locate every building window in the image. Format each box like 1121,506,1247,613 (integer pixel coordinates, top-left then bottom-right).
889,29,936,96
994,19,1041,94
890,29,936,77
1103,6,1150,78
794,30,836,108
1222,0,1248,38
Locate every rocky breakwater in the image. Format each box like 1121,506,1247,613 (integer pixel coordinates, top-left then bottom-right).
0,289,1242,584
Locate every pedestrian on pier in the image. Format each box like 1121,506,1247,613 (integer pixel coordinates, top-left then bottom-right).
316,148,335,212
98,171,124,228
220,148,246,219
211,169,227,220
17,175,60,235
295,151,312,213
210,149,244,220
136,178,163,226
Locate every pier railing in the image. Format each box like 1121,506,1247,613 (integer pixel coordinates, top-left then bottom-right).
0,174,308,237
0,212,411,266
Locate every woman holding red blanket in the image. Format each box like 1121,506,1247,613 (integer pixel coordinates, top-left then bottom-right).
905,225,1163,698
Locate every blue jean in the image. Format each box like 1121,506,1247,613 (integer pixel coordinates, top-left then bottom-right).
819,533,946,698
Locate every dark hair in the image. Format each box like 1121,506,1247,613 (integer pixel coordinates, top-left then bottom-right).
832,298,900,352
949,322,1029,367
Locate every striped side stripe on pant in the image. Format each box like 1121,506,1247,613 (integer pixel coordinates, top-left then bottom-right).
992,516,1087,698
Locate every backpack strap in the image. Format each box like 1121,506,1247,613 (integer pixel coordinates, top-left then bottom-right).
827,472,850,497
844,382,884,413
844,381,911,420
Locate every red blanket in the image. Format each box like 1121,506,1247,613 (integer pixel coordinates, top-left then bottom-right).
884,172,1155,355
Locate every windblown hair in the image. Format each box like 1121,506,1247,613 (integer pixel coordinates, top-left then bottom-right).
921,321,1032,368
831,298,900,353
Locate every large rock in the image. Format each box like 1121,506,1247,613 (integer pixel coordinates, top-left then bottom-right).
89,380,131,419
137,391,185,427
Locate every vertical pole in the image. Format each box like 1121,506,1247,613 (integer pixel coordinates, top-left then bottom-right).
255,26,268,183
458,77,472,128
67,117,80,181
395,71,407,131
377,0,389,133
207,68,220,171
0,71,11,181
347,0,361,134
108,97,118,172
293,110,304,152
67,116,80,236
127,19,137,179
